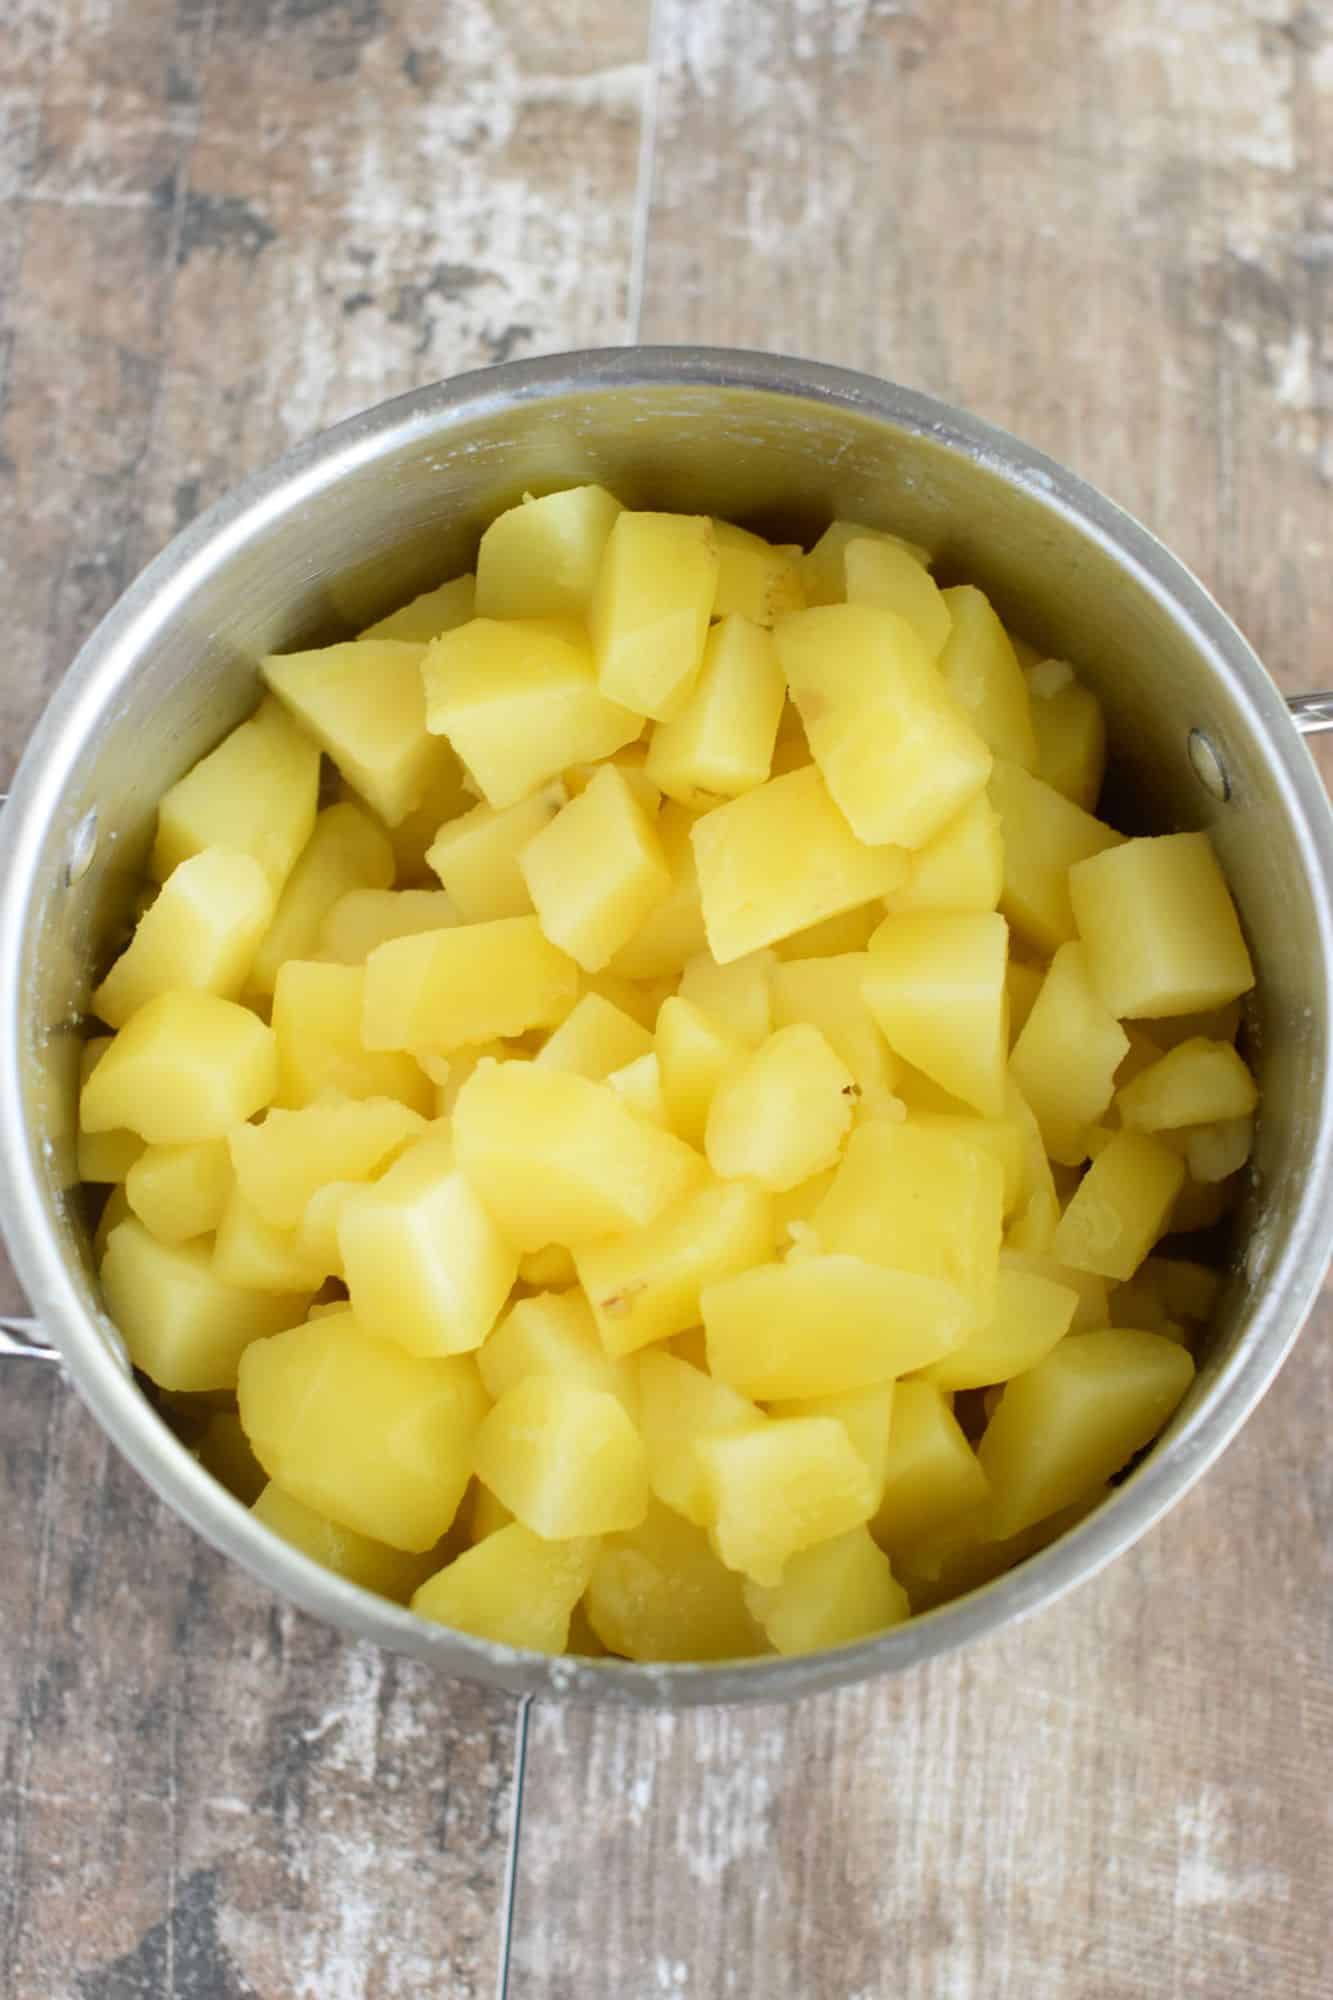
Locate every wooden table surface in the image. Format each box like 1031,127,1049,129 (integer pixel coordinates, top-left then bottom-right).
3,3,1331,1994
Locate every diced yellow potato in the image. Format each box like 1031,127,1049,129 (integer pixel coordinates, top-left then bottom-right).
100,1218,306,1391
519,765,671,972
475,484,623,619
292,1179,358,1281
936,586,1037,768
151,696,320,890
248,803,395,997
711,520,805,627
563,745,660,817
704,1254,968,1399
76,1039,145,1183
478,1287,635,1409
799,520,930,605
339,1128,517,1358
380,754,473,886
979,1328,1195,1536
253,1481,438,1601
475,1376,648,1537
1142,1256,1221,1323
262,640,449,828
1026,661,1106,810
863,910,1008,1118
423,617,642,809
1070,832,1255,1019
870,1381,990,1557
989,758,1124,955
606,1051,669,1126
93,849,274,1028
464,1481,515,1544
1106,1274,1183,1339
94,1186,132,1259
1142,999,1243,1051
645,615,786,808
359,571,476,643
917,1264,1077,1391
588,1501,763,1661
635,1350,765,1524
229,1097,425,1229
777,605,993,849
317,887,458,963
80,992,277,1145
576,1178,774,1357
197,1409,267,1504
1010,942,1129,1165
412,1522,597,1653
1185,1116,1254,1183
1115,1037,1258,1132
362,918,579,1053
590,511,718,719
425,790,560,923
999,1246,1109,1334
654,995,743,1147
1004,1189,1059,1255
706,1023,855,1191
212,1188,328,1292
897,1485,1109,1611
882,793,1003,918
238,1309,487,1550
745,1525,908,1655
534,991,654,1080
677,948,774,1047
1005,958,1045,1044
770,1166,839,1252
453,1058,703,1251
1054,1130,1186,1280
692,765,909,963
769,954,900,1116
771,903,881,961
814,1120,1004,1329
126,1140,233,1246
843,537,951,657
427,1040,510,1119
908,1107,1025,1219
606,803,709,981
517,1243,578,1290
768,1383,895,1499
702,1417,877,1585
271,961,432,1112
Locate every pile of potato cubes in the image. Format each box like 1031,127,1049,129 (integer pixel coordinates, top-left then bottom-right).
75,487,1258,1661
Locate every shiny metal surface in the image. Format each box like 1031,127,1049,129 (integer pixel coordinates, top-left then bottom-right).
0,1315,58,1361
1288,692,1333,736
1,348,1331,1707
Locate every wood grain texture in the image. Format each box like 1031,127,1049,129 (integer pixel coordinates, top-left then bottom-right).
2,1,1332,1996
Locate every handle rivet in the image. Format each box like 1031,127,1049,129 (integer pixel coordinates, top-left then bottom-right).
66,809,99,886
1187,729,1230,802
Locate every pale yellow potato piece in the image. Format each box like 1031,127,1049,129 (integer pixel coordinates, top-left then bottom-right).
253,1481,439,1602
361,918,579,1053
1026,662,1106,810
1070,832,1255,1019
745,1525,908,1655
799,520,930,605
93,849,274,1028
377,753,474,885
702,1417,878,1586
270,960,433,1112
711,520,805,627
1010,941,1129,1165
882,793,1003,916
769,953,900,1114
606,1051,669,1126
292,1180,358,1282
453,1059,703,1251
1185,1115,1253,1183
635,1350,765,1524
519,764,671,972
94,1186,132,1260
907,1107,1025,1220
126,1140,233,1246
843,537,951,657
677,948,775,1047
778,605,993,849
151,696,320,890
576,1176,775,1357
229,1097,425,1229
871,1381,990,1558
691,765,909,963
654,994,745,1147
478,1288,636,1412
768,1383,895,1500
607,802,709,980
212,1187,330,1293
1053,1130,1186,1281
1006,958,1045,1044
359,571,475,643
412,1523,597,1653
238,1309,487,1551
590,511,718,719
645,615,786,808
979,1328,1195,1537
1141,999,1243,1051
475,1377,649,1538
917,1264,1078,1391
863,909,1009,1119
587,1499,763,1661
989,757,1124,955
516,1243,579,1290
76,1039,145,1184
100,1218,306,1392
771,902,882,961
263,640,451,828
1115,1037,1258,1132
80,992,277,1145
999,1246,1109,1334
706,1023,855,1191
425,791,559,924
936,586,1037,768
475,484,623,620
248,802,395,996
317,888,458,964
534,991,654,1080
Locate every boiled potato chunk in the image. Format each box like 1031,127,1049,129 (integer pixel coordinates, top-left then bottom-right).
151,696,319,890
76,1040,145,1183
799,520,930,605
635,1350,764,1524
248,802,394,996
608,802,709,980
770,953,901,1115
702,1417,878,1585
711,520,805,627
1115,1037,1257,1131
1000,1246,1109,1334
745,1526,908,1655
213,1188,330,1293
1070,832,1255,1018
1185,1116,1253,1182
909,1106,1026,1221
576,1177,775,1357
359,570,475,643
706,1023,855,1191
475,1376,649,1537
654,995,745,1147
478,1288,636,1411
586,1500,762,1661
80,992,277,1145
645,614,785,807
1026,661,1106,810
1005,958,1045,1044
361,918,578,1053
843,537,951,657
979,1328,1195,1536
453,1059,702,1251
253,1481,439,1602
606,1052,669,1126
229,1096,425,1229
677,948,775,1047
1010,942,1129,1164
100,1219,306,1391
935,586,1037,769
238,1309,487,1550
475,484,623,620
317,887,458,963
1054,1130,1185,1281
519,764,671,972
691,765,909,963
882,793,1003,916
93,849,274,1028
422,617,641,809
534,991,654,1080
338,1128,517,1357
777,605,993,849
704,1254,968,1399
863,910,1008,1118
590,510,718,718
125,1139,233,1246
917,1264,1078,1391
989,758,1123,955
412,1523,597,1654
768,1383,895,1498
271,961,432,1112
871,1381,990,1557
262,640,448,828
425,791,559,924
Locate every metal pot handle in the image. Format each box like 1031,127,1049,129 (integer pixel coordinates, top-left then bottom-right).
2,684,1332,1375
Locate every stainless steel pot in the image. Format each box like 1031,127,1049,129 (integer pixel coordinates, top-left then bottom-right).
2,347,1331,1708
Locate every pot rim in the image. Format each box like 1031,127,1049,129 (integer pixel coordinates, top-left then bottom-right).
3,345,1331,1706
